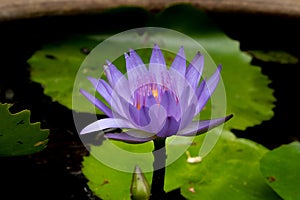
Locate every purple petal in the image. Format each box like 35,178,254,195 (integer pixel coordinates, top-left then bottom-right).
139,104,167,133
179,85,191,106
145,94,157,108
105,130,155,143
179,103,196,130
80,118,136,135
125,50,148,92
160,90,180,120
129,105,151,127
125,53,138,93
178,84,197,111
185,52,204,89
107,71,131,112
156,116,181,137
129,49,148,72
125,52,147,73
105,60,123,88
150,44,166,66
149,44,166,74
195,78,206,99
110,93,131,119
170,46,186,75
87,77,112,104
196,65,222,113
80,89,112,117
177,114,233,136
125,52,133,71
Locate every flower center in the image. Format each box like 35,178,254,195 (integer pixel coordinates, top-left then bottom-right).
134,83,160,110
132,71,180,110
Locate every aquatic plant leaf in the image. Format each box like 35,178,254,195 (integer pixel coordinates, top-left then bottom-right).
28,5,275,131
247,50,299,64
165,130,281,200
82,140,153,200
0,103,49,156
28,35,102,112
82,129,280,199
260,141,300,200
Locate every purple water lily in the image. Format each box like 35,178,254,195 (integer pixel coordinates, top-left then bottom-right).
80,44,232,143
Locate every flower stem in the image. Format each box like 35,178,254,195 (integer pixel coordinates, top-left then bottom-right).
150,138,167,200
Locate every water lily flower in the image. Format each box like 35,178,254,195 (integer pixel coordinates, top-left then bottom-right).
80,44,233,143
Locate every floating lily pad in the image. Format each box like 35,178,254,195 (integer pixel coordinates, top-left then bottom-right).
247,50,299,64
260,141,300,200
82,140,153,200
165,129,280,200
28,4,275,131
82,130,280,200
28,35,102,112
0,103,49,156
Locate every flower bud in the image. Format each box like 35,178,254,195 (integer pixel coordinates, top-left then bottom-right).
130,165,151,200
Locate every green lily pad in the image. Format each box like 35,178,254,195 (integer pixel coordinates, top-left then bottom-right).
82,130,280,199
82,140,154,200
0,103,49,156
260,141,300,200
28,35,102,112
247,50,299,64
28,4,275,131
165,129,280,200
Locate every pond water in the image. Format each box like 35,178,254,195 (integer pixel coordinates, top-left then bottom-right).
0,7,299,200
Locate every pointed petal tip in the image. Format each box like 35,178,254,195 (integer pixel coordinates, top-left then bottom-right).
177,114,234,137
87,76,97,82
196,51,202,56
225,113,234,121
154,43,160,49
79,124,95,135
178,45,184,52
129,48,143,61
129,49,135,57
79,88,87,95
129,48,135,54
178,46,185,55
79,129,88,135
80,125,102,135
124,52,129,58
106,60,112,65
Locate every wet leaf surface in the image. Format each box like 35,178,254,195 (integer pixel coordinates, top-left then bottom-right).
260,141,300,200
0,103,49,156
82,130,281,199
